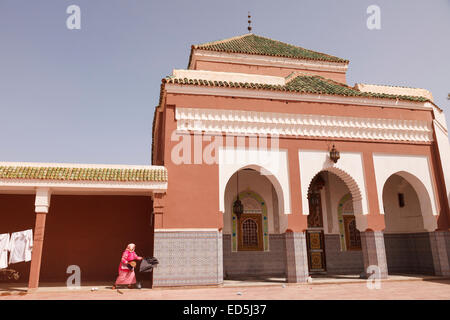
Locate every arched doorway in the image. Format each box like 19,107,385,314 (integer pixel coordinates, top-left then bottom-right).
337,194,362,252
306,174,327,273
306,171,364,276
382,172,437,275
223,167,287,281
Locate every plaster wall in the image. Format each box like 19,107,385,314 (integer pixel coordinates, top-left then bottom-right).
193,60,347,84
383,174,425,233
0,194,154,283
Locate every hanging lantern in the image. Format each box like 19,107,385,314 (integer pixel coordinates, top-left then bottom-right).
233,196,244,219
329,144,340,163
233,171,244,219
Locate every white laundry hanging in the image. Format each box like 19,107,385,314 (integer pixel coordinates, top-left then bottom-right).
0,233,10,269
8,229,33,264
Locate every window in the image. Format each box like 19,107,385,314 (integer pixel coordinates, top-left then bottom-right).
242,219,258,247
398,193,405,208
238,214,263,251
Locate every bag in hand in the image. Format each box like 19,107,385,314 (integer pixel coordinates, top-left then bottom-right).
127,261,137,270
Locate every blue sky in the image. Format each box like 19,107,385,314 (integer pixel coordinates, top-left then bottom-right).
0,0,449,165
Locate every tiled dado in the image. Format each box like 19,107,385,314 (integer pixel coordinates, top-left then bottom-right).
223,234,286,277
446,232,450,267
152,230,223,287
429,231,450,276
384,232,434,275
324,234,364,275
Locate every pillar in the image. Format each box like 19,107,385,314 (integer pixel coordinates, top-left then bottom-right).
153,192,165,228
360,231,388,279
28,188,51,290
286,149,308,232
359,152,388,279
285,232,309,283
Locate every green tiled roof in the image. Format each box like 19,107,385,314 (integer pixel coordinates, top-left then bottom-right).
163,74,430,103
0,166,168,182
191,34,348,64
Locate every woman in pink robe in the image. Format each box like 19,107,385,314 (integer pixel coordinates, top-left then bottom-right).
112,243,143,289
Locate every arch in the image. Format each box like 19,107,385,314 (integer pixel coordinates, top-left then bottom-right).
372,153,438,218
307,167,364,216
219,148,290,215
299,150,369,217
382,171,437,232
220,163,288,215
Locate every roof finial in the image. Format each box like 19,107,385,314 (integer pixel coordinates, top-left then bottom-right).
248,12,252,33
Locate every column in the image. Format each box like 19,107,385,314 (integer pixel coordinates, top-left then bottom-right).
153,192,165,228
28,188,51,290
284,150,309,283
360,231,388,279
359,152,388,279
286,149,308,232
285,232,309,283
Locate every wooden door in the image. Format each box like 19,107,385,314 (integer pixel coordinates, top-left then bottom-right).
343,215,362,250
306,190,327,273
306,230,326,272
238,214,263,251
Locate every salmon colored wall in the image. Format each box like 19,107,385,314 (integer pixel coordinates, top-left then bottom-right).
156,93,448,232
0,194,153,283
194,60,347,84
40,195,153,282
166,94,433,123
161,133,443,229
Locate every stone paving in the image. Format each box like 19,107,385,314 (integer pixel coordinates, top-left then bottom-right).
0,278,449,300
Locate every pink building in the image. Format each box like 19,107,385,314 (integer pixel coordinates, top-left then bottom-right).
1,33,449,289
151,34,450,286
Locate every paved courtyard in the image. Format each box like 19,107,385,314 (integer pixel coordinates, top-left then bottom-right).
1,278,449,300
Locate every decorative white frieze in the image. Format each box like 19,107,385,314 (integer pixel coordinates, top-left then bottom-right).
175,107,433,143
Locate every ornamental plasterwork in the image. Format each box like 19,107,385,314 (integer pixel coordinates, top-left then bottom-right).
175,107,432,143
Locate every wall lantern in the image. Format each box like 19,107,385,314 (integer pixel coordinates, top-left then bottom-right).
329,144,340,163
233,170,244,219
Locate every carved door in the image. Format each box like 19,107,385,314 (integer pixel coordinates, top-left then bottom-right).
306,190,327,273
343,215,362,250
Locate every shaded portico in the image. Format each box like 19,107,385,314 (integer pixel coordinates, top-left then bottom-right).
0,162,167,290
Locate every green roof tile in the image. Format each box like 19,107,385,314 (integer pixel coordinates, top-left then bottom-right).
191,34,348,64
0,166,168,182
163,74,429,103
